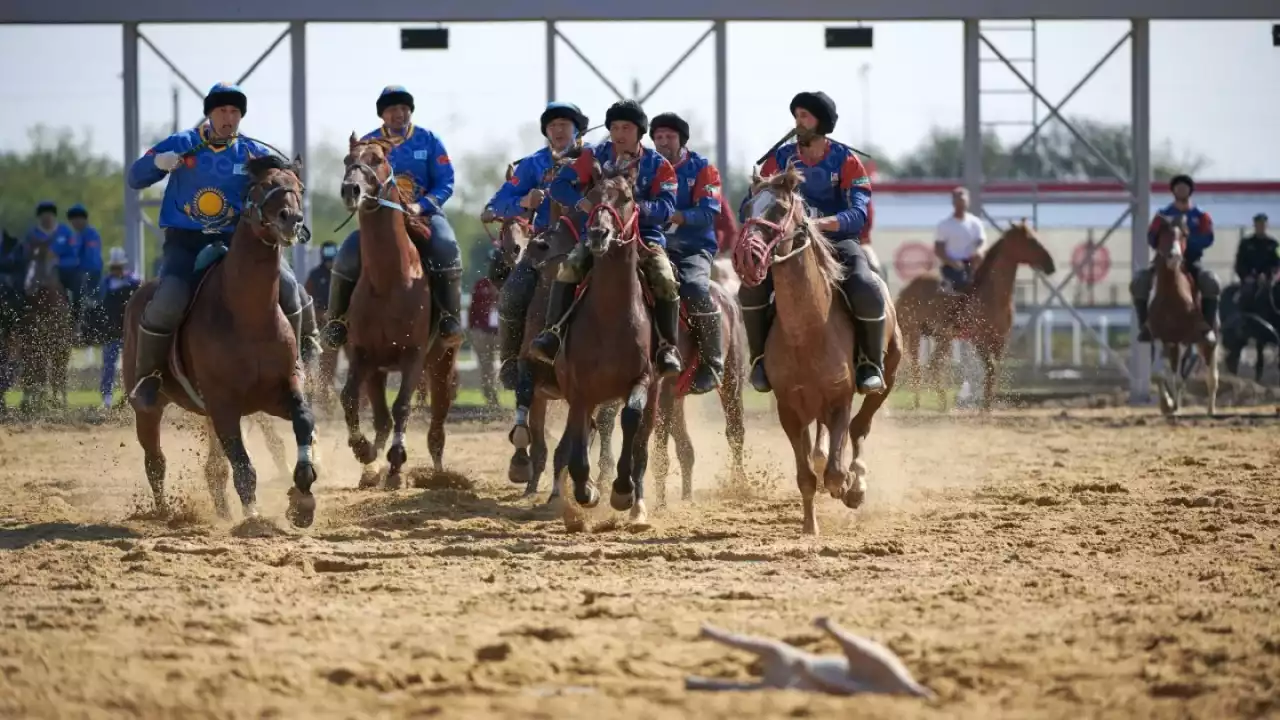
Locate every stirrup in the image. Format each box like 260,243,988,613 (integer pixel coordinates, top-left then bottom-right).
129,371,162,399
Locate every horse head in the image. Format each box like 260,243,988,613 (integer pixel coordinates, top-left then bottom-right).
242,155,308,247
996,220,1056,275
583,156,639,257
23,235,61,297
741,163,809,258
341,135,397,214
1153,214,1188,272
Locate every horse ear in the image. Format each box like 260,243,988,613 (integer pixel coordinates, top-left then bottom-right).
750,165,764,186
292,154,304,171
348,132,359,149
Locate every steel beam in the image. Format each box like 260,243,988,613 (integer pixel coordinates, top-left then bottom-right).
545,21,557,104
123,22,143,279
5,0,1273,23
963,19,982,214
1129,18,1152,404
714,20,728,184
290,22,310,276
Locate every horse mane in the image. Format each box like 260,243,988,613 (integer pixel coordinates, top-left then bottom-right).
970,225,1009,288
760,169,846,287
246,153,302,180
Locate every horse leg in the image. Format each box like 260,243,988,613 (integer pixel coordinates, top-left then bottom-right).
810,424,828,480
777,404,819,536
559,403,596,532
524,395,549,498
718,350,748,486
822,402,854,502
548,421,570,508
846,324,899,509
365,370,397,488
256,415,291,481
672,397,696,503
385,349,427,489
425,346,456,473
210,407,259,519
1202,341,1219,417
927,338,951,413
594,400,619,487
629,379,659,528
342,350,378,478
651,382,675,507
612,377,654,514
135,409,167,513
203,417,232,521
978,342,999,414
508,358,536,485
284,382,319,529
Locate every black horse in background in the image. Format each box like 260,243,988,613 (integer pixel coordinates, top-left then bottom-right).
1221,277,1280,384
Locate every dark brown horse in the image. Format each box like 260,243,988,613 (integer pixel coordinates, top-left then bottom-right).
549,159,659,532
18,234,73,411
488,159,623,501
123,155,319,526
338,134,458,488
736,166,901,536
896,222,1055,412
650,278,747,505
1148,215,1219,416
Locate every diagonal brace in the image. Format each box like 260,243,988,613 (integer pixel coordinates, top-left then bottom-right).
980,33,1134,190
1028,271,1131,378
639,24,715,105
555,29,627,100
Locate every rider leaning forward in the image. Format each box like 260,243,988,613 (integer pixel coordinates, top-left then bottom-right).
738,91,888,396
126,82,318,409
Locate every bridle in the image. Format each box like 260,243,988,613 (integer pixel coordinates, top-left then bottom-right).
333,142,408,232
733,186,811,288
242,175,308,247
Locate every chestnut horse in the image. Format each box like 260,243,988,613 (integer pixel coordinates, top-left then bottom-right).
488,155,623,501
736,166,901,536
18,234,73,411
122,155,319,526
547,159,659,532
1148,215,1219,416
338,134,459,489
650,278,748,505
896,222,1055,412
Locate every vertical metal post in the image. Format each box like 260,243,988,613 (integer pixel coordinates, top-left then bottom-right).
546,21,557,104
714,20,728,181
122,23,143,279
1129,18,1152,404
290,21,309,276
962,19,983,214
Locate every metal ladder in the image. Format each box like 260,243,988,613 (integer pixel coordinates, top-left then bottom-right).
978,19,1041,230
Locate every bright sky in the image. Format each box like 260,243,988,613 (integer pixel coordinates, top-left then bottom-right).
1,19,1277,190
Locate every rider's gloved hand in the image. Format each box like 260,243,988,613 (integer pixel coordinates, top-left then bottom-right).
153,152,182,172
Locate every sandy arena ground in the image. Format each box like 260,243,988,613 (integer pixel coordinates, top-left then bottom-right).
2,398,1279,719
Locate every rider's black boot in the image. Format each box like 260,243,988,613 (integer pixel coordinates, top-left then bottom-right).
130,327,171,410
687,297,724,395
653,297,683,379
742,305,772,393
529,280,577,365
853,316,887,395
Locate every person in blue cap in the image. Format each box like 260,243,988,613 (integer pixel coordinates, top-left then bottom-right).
482,101,588,389
67,204,102,334
323,85,463,350
125,82,317,410
26,201,79,302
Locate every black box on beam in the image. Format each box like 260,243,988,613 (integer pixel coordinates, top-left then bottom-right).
825,26,873,49
1272,23,1279,47
401,28,449,50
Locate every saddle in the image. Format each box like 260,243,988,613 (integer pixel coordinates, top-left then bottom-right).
167,246,232,410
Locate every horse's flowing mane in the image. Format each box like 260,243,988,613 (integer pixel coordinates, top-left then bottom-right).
761,169,846,287
970,224,1011,289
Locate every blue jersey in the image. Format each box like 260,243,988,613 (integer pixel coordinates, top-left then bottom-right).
77,226,103,273
1148,202,1214,261
361,125,455,212
486,146,565,232
127,123,273,232
742,140,872,243
27,223,79,269
664,148,723,256
549,141,678,247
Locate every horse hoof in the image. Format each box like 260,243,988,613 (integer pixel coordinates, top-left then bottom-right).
384,470,403,491
575,483,600,509
358,466,381,489
242,502,260,520
351,437,377,465
610,487,634,512
629,501,650,530
293,461,317,493
286,488,316,529
387,444,407,468
509,457,533,487
843,477,867,509
510,424,531,450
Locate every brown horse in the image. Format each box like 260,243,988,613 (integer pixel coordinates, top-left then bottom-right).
547,158,659,532
18,234,73,411
338,134,458,488
490,159,623,501
123,155,319,526
896,222,1056,412
650,278,747,505
1148,215,1219,416
736,166,901,536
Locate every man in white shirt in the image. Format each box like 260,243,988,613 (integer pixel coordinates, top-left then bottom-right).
934,187,987,293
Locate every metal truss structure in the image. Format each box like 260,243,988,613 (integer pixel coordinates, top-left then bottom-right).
4,0,1272,405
